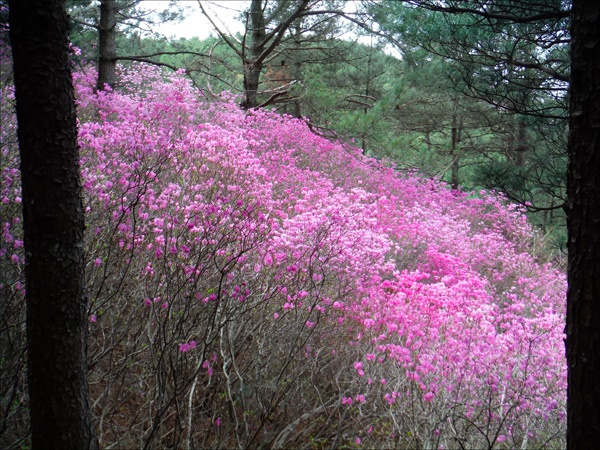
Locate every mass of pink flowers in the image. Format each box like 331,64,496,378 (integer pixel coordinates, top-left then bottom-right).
1,63,566,448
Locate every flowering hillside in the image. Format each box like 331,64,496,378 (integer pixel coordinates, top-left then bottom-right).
1,64,566,448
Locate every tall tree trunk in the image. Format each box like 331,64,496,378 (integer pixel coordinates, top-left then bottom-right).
514,115,527,167
241,0,265,109
289,19,303,119
8,1,98,448
97,0,117,91
450,110,462,191
238,0,310,110
566,0,600,447
361,48,373,154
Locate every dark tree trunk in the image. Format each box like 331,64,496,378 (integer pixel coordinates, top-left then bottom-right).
97,0,117,91
289,20,303,119
514,115,527,167
8,1,98,448
238,0,310,110
450,110,462,191
566,0,600,447
241,0,266,110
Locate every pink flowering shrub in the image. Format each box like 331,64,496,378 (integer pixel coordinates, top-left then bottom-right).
0,63,565,448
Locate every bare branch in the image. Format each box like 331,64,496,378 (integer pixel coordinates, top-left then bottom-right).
197,0,244,58
508,58,569,83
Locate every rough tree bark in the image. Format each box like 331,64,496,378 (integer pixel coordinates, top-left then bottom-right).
97,0,117,91
514,115,527,168
8,0,98,448
201,0,311,110
566,0,600,447
450,108,462,191
241,0,267,109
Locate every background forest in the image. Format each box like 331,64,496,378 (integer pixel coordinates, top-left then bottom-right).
1,1,573,449
66,0,569,254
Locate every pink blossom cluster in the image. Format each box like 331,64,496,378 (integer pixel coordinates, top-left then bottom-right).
0,63,566,446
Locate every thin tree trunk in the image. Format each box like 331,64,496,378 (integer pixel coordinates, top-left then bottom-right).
97,0,117,91
289,20,303,119
566,0,600,447
8,0,98,448
241,0,265,109
515,115,527,167
450,110,462,191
